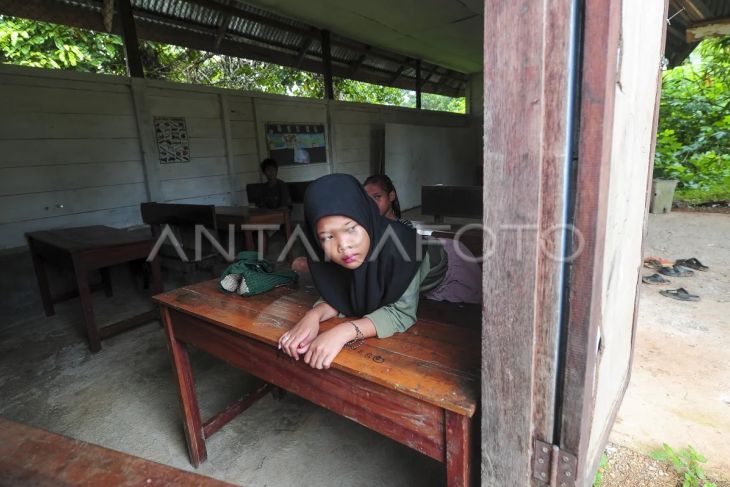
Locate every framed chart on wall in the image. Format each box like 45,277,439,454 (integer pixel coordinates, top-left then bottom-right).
265,123,327,165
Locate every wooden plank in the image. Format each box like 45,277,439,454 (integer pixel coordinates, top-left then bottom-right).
202,382,271,439
154,281,478,416
0,139,141,167
117,0,144,77
161,175,230,202
189,137,228,158
0,85,134,115
220,94,239,205
165,194,230,206
130,78,162,202
0,183,148,224
158,156,229,181
232,154,260,174
321,30,334,100
0,417,235,486
226,97,255,121
229,120,256,137
230,138,259,156
445,411,473,487
184,117,224,138
147,94,221,118
0,113,138,139
0,162,145,196
480,0,573,485
0,68,131,93
334,134,371,150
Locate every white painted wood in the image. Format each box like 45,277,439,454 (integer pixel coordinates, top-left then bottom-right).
0,183,148,223
385,123,475,209
147,93,221,118
220,94,239,205
0,113,138,139
165,193,231,206
232,154,260,174
227,96,255,121
161,174,230,201
229,120,256,137
0,162,145,196
185,117,225,138
230,138,259,156
586,0,667,473
130,78,162,202
0,86,135,115
189,137,227,158
158,156,229,181
0,139,141,167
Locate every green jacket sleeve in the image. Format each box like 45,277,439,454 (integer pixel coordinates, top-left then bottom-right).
365,254,431,338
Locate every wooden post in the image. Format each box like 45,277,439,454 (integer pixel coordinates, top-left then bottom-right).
130,79,162,202
117,0,144,78
416,59,422,109
321,29,334,100
219,94,238,205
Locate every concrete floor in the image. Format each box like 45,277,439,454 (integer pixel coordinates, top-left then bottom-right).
0,257,442,486
610,211,730,480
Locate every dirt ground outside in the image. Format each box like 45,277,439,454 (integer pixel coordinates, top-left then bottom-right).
608,211,730,483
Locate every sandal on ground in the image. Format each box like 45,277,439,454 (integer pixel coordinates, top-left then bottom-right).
642,273,670,285
659,288,699,301
675,257,709,271
658,265,695,277
643,256,673,269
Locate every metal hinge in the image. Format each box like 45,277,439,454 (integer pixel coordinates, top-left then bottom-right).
532,439,578,487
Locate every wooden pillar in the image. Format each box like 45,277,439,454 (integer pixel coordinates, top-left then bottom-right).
321,29,334,100
416,59,422,109
117,0,144,77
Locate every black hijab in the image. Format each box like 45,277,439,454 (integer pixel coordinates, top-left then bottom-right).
304,174,423,317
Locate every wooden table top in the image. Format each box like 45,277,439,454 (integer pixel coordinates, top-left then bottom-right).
215,206,285,217
0,417,235,486
154,280,480,417
26,225,154,253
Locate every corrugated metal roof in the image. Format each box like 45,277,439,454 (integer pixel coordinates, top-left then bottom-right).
666,0,730,67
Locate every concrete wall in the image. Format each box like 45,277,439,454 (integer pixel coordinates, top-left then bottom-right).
0,63,472,251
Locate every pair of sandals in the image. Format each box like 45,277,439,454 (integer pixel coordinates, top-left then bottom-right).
642,257,707,302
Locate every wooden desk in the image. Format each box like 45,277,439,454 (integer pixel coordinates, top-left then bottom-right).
0,417,235,487
26,226,163,353
215,206,293,260
154,280,479,486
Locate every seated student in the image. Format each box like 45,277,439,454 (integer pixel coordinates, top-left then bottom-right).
258,158,292,210
363,174,415,228
278,174,481,370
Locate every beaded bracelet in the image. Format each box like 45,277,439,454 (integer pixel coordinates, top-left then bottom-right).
344,321,364,350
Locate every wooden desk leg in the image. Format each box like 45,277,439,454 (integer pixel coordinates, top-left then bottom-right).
445,411,472,487
100,267,113,297
149,256,163,295
160,307,207,467
28,243,55,317
283,209,293,262
72,258,101,353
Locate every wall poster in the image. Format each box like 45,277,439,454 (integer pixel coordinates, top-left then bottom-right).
265,123,327,165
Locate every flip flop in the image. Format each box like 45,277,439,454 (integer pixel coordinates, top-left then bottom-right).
659,288,699,301
642,273,670,285
675,258,709,271
658,265,695,277
643,256,673,270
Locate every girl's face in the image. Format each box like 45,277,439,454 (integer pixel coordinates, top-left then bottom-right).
316,215,371,269
364,183,396,218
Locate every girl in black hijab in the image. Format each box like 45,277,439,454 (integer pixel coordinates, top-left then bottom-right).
279,174,479,369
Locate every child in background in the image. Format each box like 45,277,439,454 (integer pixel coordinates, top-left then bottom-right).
363,174,415,228
258,158,292,210
279,174,481,370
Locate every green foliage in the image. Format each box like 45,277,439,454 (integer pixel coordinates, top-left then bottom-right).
592,453,609,487
650,444,717,487
655,38,730,201
1,16,465,113
0,15,125,74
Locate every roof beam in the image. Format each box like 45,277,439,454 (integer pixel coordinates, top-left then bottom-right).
680,0,713,19
295,38,313,68
117,0,144,77
213,13,231,50
686,17,730,42
347,47,370,78
321,30,334,100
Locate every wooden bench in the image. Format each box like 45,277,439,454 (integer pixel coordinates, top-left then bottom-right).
0,417,235,486
154,280,479,486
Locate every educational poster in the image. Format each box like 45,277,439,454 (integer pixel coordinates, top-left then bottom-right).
265,123,327,165
154,117,190,164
